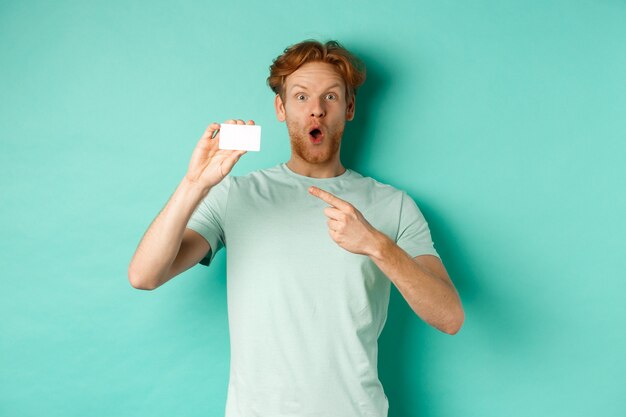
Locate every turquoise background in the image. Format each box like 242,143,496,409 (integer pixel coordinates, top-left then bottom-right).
1,0,625,416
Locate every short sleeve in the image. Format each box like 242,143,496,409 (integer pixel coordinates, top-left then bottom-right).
186,176,232,266
395,192,440,259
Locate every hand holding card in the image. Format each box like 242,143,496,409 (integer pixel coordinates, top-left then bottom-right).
185,120,253,191
219,123,262,152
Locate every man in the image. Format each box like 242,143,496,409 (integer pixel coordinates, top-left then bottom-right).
129,40,464,417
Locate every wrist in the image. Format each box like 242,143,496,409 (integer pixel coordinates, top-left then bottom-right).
180,175,213,194
367,230,393,261
181,176,212,197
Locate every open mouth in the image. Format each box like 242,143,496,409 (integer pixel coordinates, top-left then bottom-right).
309,128,323,144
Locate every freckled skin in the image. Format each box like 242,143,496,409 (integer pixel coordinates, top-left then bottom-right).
274,62,355,169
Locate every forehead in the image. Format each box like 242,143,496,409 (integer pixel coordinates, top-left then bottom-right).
285,62,346,91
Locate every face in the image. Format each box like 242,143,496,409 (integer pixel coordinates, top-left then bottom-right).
274,62,355,165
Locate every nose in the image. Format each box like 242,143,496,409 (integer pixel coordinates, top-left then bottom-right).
310,98,325,118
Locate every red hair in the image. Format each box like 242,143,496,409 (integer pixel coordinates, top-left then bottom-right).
267,40,366,99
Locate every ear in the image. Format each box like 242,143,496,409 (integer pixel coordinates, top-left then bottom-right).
274,94,286,122
346,95,356,121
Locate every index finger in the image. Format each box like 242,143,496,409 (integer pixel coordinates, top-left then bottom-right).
308,186,351,210
200,123,221,140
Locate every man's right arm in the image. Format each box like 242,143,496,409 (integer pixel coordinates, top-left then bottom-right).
128,178,212,290
128,119,253,290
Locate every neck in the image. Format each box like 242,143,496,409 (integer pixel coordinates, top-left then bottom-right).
286,155,346,178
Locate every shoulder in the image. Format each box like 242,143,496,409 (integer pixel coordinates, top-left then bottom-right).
347,169,408,200
227,164,284,187
202,166,280,202
337,170,415,216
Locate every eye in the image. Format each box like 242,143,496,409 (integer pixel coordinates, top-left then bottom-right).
296,94,307,101
325,93,337,100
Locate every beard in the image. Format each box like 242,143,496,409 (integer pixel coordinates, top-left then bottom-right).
286,118,344,164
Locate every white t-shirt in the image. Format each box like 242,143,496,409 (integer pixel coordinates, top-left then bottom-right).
187,163,439,417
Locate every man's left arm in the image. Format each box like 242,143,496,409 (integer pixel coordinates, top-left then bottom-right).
309,186,464,335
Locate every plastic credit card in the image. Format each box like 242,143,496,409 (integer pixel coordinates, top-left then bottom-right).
218,124,261,151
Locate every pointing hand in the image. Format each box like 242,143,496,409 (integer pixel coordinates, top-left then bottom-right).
308,186,382,256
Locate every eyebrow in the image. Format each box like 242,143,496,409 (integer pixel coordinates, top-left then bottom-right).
289,83,343,92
